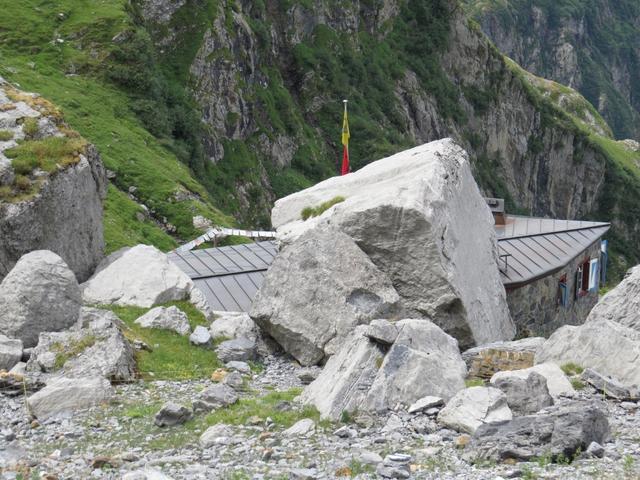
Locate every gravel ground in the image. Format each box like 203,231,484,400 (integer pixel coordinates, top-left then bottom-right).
1,355,639,480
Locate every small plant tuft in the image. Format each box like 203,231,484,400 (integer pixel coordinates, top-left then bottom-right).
0,130,13,141
561,362,584,376
22,117,39,138
301,196,346,220
465,378,485,388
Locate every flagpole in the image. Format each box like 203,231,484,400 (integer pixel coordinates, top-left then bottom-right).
341,99,350,176
343,99,348,168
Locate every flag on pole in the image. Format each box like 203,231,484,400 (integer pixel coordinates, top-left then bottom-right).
341,100,350,175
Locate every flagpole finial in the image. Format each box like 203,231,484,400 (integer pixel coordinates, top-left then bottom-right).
343,99,348,103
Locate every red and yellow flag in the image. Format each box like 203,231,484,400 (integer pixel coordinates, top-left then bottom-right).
341,100,350,175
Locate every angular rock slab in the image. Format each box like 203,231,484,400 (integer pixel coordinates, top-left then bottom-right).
363,319,466,412
215,337,257,363
536,319,640,387
193,384,239,413
26,310,136,382
0,250,81,348
587,265,640,331
302,320,467,420
154,402,192,427
491,363,574,400
27,376,114,420
468,400,610,463
209,311,259,341
81,244,193,308
135,306,191,336
438,386,512,434
490,370,553,415
272,139,515,349
463,337,545,379
581,368,639,401
0,335,22,371
251,226,401,366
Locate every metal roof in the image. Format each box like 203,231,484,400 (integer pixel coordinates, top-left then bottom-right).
168,242,277,312
495,216,610,288
169,216,611,311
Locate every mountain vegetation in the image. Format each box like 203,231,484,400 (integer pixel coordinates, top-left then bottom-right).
1,0,639,280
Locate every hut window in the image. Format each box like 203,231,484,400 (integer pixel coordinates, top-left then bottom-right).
558,275,569,307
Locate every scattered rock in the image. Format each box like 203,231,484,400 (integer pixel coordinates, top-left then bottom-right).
251,225,401,366
356,450,383,465
154,402,192,427
189,325,212,346
121,469,173,480
0,334,22,371
209,311,259,341
490,370,554,415
0,250,81,347
27,376,114,420
215,337,257,363
289,468,318,480
272,139,515,349
364,319,398,345
211,369,228,382
463,337,545,379
283,418,316,437
226,361,251,374
193,384,239,413
581,368,639,401
492,363,574,400
536,319,640,386
135,306,191,336
437,386,513,434
81,245,193,308
222,370,244,390
200,424,234,448
455,434,471,449
296,367,320,385
469,400,610,463
408,396,444,414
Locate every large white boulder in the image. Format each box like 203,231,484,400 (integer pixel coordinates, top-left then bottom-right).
536,319,640,387
437,386,513,434
271,139,514,349
0,250,81,347
251,226,401,366
27,376,114,419
134,306,191,336
81,245,193,308
586,265,640,331
301,319,467,420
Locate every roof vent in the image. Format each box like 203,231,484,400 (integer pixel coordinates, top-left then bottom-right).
485,198,506,225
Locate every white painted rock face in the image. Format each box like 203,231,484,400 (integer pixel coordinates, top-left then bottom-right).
536,319,640,387
437,386,513,434
81,245,193,308
587,265,640,331
0,250,81,348
271,139,514,349
27,376,114,420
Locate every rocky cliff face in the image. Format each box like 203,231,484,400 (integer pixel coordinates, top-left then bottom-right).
0,80,107,282
465,0,640,142
137,0,640,275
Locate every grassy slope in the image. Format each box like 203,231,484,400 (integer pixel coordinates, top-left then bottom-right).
0,0,234,254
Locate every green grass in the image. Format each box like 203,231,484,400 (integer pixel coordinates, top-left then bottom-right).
560,362,584,376
0,130,13,141
6,136,87,175
0,0,234,253
105,302,218,380
465,378,486,387
203,388,321,428
570,378,586,390
301,196,346,220
50,334,97,370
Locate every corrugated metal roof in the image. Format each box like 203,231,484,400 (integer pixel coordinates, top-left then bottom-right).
167,242,277,312
495,216,610,288
169,217,611,311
